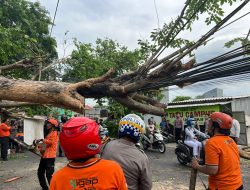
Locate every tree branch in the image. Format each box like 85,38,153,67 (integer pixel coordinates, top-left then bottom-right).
0,59,35,73
136,0,190,76
69,68,115,89
169,0,250,67
114,96,165,115
131,93,167,108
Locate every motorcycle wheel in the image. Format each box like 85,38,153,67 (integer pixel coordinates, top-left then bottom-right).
176,150,188,165
158,143,166,153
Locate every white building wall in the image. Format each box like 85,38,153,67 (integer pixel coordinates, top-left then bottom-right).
231,97,250,146
231,97,250,125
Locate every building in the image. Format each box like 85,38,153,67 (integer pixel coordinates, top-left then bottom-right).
167,95,250,146
202,88,223,98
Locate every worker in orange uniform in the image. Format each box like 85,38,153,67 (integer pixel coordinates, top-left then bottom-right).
191,112,243,190
37,119,59,190
50,117,128,190
0,118,11,161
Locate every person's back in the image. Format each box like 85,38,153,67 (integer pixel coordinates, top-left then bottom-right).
102,138,151,190
102,114,152,190
50,117,127,190
50,158,127,190
206,135,242,190
191,112,243,190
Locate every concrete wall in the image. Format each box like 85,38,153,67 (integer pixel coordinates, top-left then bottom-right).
231,97,250,120
231,97,250,146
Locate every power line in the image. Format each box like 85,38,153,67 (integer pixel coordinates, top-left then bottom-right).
153,0,160,31
219,11,250,31
50,0,60,37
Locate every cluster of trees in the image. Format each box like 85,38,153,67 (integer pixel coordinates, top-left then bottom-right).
0,0,249,116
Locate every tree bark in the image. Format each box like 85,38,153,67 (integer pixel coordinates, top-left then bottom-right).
0,100,38,107
0,77,85,113
0,73,167,115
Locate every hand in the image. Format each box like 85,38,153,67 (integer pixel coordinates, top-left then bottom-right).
191,157,199,170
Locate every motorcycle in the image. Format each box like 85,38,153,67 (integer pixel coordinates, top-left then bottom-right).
175,136,208,165
160,130,175,143
141,130,166,153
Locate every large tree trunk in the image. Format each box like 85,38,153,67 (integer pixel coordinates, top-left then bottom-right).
0,77,85,113
0,69,167,115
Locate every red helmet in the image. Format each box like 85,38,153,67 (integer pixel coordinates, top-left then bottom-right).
210,112,233,129
47,119,58,127
60,117,101,160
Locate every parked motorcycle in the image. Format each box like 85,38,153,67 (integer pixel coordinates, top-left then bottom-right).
160,130,175,143
141,130,166,153
175,136,208,165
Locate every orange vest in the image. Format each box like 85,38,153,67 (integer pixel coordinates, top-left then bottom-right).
43,130,58,158
0,123,11,137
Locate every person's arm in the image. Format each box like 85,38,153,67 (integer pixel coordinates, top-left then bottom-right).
1,124,11,131
192,140,219,175
139,156,152,190
194,128,207,138
191,158,218,175
43,132,57,145
235,120,240,139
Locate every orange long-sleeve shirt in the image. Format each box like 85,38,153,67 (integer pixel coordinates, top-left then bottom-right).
0,123,11,137
43,130,58,158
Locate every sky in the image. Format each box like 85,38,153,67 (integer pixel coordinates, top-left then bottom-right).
30,0,250,105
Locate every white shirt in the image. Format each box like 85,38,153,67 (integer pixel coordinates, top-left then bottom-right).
185,126,206,141
148,124,155,134
230,119,240,138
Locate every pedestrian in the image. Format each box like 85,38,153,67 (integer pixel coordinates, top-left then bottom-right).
191,112,243,190
0,118,11,161
58,115,68,157
174,112,184,143
15,128,24,153
226,112,241,144
43,113,53,138
102,114,152,190
50,117,127,190
160,116,167,131
37,119,59,190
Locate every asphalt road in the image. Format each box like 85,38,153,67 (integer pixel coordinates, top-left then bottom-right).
0,143,249,190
